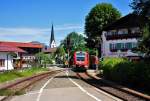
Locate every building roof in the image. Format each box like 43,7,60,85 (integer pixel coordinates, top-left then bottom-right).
43,47,57,53
0,45,26,53
103,13,142,31
0,41,43,48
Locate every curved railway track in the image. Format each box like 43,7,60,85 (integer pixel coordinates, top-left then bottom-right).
76,72,150,101
0,69,63,101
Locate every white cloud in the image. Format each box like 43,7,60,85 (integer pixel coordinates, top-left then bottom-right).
55,24,83,31
0,24,84,45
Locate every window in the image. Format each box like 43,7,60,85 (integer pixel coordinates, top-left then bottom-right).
131,27,140,33
125,43,132,49
132,42,137,48
116,43,121,49
110,43,116,50
107,30,117,35
107,31,112,35
121,43,126,49
0,59,5,67
111,30,117,35
77,57,85,61
118,29,128,34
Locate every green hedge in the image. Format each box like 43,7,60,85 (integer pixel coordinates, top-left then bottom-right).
101,57,150,89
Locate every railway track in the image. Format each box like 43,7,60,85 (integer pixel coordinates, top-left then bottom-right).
77,72,150,101
0,69,63,101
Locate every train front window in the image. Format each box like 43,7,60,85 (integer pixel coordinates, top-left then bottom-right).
77,57,85,61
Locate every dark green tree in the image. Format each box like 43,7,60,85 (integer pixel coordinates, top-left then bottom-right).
131,0,150,57
60,32,87,53
55,46,66,63
35,52,53,67
131,0,150,19
139,25,150,55
85,3,121,39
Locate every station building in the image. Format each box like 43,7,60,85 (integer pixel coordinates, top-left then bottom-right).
0,41,43,70
101,13,142,59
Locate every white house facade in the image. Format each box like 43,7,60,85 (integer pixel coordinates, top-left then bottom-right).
0,45,26,71
101,14,142,58
101,29,140,57
0,52,14,71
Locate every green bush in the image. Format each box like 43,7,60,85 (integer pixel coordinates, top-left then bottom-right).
101,57,150,90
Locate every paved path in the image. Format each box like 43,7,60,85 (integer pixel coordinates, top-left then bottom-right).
10,68,122,101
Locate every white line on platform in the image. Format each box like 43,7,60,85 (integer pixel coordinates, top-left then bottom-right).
36,72,61,101
66,71,102,101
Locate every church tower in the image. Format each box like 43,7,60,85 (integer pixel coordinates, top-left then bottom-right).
50,24,56,48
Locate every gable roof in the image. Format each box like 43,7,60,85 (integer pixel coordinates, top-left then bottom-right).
103,13,142,31
0,41,43,48
43,47,57,53
0,45,26,53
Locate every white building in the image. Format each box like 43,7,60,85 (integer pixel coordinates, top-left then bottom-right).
0,45,25,71
101,14,142,59
0,52,14,70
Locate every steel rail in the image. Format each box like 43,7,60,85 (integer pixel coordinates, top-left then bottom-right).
0,69,63,101
76,72,150,101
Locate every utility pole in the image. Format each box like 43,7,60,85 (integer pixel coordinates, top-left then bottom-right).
66,37,70,68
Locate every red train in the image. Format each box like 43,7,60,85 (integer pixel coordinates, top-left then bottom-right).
73,51,89,69
73,51,99,69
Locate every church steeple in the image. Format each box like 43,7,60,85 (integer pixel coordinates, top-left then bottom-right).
50,24,56,48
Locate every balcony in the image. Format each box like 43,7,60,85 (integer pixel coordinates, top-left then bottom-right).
110,49,117,52
110,48,129,52
106,33,142,40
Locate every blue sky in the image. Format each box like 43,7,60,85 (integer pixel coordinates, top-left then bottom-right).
0,0,132,45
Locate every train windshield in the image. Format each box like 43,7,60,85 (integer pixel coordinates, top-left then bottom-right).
77,57,85,61
76,52,85,61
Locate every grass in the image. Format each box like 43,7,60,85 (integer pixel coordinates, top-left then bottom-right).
0,89,25,96
0,67,49,83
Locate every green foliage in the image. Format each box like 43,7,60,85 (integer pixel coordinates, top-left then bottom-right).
101,58,150,90
130,0,150,21
35,52,53,66
138,25,150,56
131,0,150,57
85,3,121,38
60,31,88,52
55,46,65,56
55,46,66,63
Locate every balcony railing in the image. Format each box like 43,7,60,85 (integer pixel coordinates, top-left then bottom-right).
110,49,118,52
110,48,130,52
106,33,142,40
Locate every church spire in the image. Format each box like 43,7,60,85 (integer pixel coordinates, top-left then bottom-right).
50,24,56,48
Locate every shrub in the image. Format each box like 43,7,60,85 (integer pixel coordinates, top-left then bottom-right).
101,57,150,90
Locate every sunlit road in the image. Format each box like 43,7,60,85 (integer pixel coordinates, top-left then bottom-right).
10,69,121,101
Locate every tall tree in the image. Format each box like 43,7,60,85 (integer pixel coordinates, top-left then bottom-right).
55,46,66,63
131,0,150,57
131,0,150,18
60,32,87,52
85,3,121,39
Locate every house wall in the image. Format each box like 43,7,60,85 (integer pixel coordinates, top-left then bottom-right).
0,52,14,70
101,31,139,57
